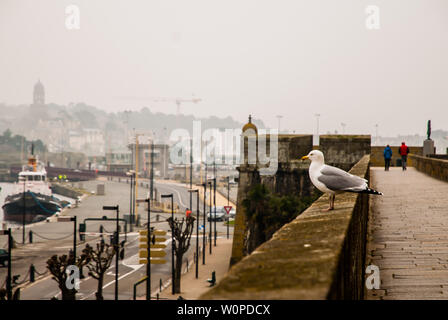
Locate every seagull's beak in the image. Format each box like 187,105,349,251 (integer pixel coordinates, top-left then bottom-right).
301,155,309,161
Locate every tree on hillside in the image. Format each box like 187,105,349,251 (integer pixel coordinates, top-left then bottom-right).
167,215,195,293
82,242,116,300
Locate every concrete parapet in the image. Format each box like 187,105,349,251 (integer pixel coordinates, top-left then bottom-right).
201,155,371,300
409,154,448,182
320,135,371,171
370,146,423,167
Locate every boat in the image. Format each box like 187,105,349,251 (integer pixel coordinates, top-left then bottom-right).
2,154,62,224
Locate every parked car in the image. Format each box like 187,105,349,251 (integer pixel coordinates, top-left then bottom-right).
228,209,236,219
0,249,8,266
207,210,226,221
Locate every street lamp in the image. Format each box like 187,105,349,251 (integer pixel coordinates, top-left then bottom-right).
102,205,119,300
227,176,230,239
207,181,212,255
213,177,217,247
22,178,26,244
161,193,175,295
136,196,151,300
0,229,12,300
188,189,199,279
126,170,135,232
201,183,207,265
57,216,77,259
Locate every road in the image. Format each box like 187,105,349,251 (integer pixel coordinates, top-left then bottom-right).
0,178,234,300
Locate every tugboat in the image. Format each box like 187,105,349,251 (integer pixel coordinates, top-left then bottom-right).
2,152,62,224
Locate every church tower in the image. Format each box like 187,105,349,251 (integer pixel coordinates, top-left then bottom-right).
33,80,45,105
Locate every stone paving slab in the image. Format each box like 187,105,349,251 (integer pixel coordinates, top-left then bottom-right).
366,167,448,300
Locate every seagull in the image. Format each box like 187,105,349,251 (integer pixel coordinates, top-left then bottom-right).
301,150,382,211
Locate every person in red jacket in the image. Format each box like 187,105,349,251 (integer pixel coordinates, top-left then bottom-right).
398,142,410,171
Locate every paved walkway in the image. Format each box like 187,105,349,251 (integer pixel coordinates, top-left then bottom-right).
366,167,448,300
141,237,233,300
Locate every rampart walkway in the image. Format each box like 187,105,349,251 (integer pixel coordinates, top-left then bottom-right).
367,167,448,299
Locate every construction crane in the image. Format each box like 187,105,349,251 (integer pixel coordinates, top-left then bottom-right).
152,97,202,115
115,95,202,115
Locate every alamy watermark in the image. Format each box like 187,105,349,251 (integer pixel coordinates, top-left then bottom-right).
365,5,380,30
66,265,80,290
365,264,380,289
65,4,80,30
169,120,278,176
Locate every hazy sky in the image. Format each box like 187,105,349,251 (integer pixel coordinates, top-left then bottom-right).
1,0,448,137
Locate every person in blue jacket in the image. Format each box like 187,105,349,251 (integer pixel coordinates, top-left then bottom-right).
383,145,392,171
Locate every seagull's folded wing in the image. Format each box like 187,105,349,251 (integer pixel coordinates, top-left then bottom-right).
317,165,367,192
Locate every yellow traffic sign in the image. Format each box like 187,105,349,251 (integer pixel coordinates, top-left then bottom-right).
139,236,148,244
139,259,167,265
139,243,167,249
139,229,167,236
139,250,166,258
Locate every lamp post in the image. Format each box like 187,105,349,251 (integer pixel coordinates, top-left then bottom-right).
189,138,193,210
0,229,12,300
22,178,26,244
126,171,135,232
188,189,199,279
137,196,151,300
161,193,175,295
103,205,119,300
208,181,212,254
227,176,230,239
213,177,217,247
146,197,151,300
201,183,206,265
57,216,77,259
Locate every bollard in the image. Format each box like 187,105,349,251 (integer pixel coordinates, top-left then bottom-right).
29,264,35,282
159,279,162,292
80,265,85,279
156,214,159,222
157,293,159,300
29,230,33,244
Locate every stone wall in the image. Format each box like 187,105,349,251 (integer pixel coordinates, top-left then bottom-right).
370,146,423,167
230,134,314,266
202,155,371,299
319,135,371,171
409,154,448,182
50,183,84,199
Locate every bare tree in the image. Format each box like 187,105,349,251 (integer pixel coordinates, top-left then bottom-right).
46,250,89,300
82,242,116,300
167,215,195,293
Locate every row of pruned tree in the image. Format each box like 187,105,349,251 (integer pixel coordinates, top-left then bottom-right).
46,215,195,299
47,241,115,300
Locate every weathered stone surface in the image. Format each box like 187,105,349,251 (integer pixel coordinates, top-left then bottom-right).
410,154,448,182
201,155,371,300
319,135,371,171
366,167,448,300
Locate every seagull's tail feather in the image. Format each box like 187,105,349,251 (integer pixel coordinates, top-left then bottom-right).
359,187,383,195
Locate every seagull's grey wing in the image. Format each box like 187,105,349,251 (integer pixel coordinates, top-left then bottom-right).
317,165,367,192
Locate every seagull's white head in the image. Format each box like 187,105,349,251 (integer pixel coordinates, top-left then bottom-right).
301,150,324,163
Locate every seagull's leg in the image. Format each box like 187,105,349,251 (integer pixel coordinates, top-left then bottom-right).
323,194,335,212
331,194,335,210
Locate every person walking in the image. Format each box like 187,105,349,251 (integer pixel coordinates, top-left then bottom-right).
398,142,410,171
383,145,392,171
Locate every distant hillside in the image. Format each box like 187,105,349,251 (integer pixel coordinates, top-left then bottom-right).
0,102,266,153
